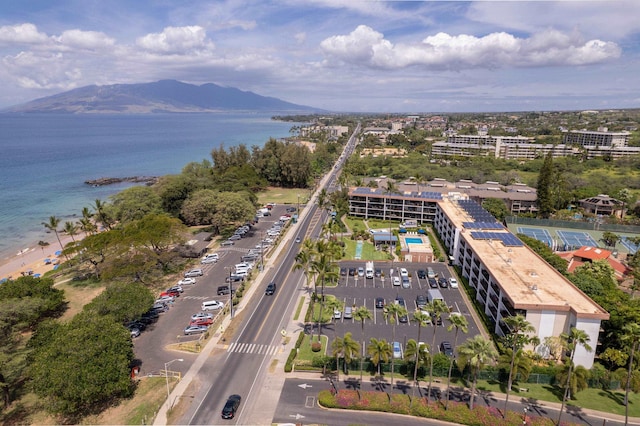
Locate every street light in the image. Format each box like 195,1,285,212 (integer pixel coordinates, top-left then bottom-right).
523,406,528,425
165,358,183,403
226,267,234,319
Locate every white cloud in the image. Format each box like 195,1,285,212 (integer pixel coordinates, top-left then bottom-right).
0,23,48,45
54,30,115,51
136,26,215,54
320,25,621,70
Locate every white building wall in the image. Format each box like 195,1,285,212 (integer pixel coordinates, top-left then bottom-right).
573,317,601,369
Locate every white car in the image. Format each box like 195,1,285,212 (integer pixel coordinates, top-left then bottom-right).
201,256,217,264
185,268,204,278
179,277,196,285
201,300,224,310
449,277,459,288
399,268,409,277
333,309,342,319
392,276,401,286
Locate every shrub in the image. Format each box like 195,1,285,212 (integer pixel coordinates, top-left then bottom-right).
295,332,305,348
284,348,297,373
311,342,322,352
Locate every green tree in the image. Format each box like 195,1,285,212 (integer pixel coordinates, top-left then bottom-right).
293,238,315,292
410,310,431,395
311,240,339,341
83,282,154,323
353,306,373,382
457,335,498,410
602,231,620,249
501,315,537,417
557,327,592,425
180,189,219,226
384,302,407,387
555,363,590,400
482,198,510,222
367,338,392,375
63,221,79,243
536,151,555,218
426,299,450,402
42,216,66,259
210,192,256,233
110,186,162,223
621,323,640,425
93,199,114,231
332,332,359,382
445,313,469,409
29,313,134,417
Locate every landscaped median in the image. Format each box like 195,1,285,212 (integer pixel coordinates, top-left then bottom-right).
318,389,564,426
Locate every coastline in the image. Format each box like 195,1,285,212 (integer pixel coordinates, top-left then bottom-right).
0,233,77,282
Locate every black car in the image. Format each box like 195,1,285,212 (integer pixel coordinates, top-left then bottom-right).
286,206,297,212
417,269,426,279
428,278,438,288
438,277,448,288
395,297,409,323
440,341,454,356
340,267,347,276
348,267,356,276
265,282,276,295
375,297,385,309
221,394,241,419
374,268,382,277
415,294,427,309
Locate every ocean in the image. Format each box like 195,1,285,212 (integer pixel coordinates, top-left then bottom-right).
0,113,297,260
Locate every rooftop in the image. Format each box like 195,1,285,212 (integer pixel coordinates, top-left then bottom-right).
439,197,609,320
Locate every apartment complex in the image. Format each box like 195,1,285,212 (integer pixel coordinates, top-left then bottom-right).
434,197,608,368
432,129,640,160
347,187,608,367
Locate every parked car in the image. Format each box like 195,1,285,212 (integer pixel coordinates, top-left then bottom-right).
265,282,277,295
416,294,427,309
428,278,438,288
375,297,385,309
202,300,224,310
129,326,141,338
357,267,365,277
348,268,356,276
340,267,347,276
333,309,342,319
185,268,204,278
286,206,297,212
393,342,403,359
201,256,218,264
374,268,382,277
228,234,241,241
440,341,454,356
178,277,196,286
167,285,183,293
221,240,235,246
184,325,209,335
161,289,180,298
417,269,427,279
438,277,448,288
401,276,411,289
190,317,213,327
399,267,409,277
225,275,243,283
221,394,242,419
191,312,214,321
392,276,401,286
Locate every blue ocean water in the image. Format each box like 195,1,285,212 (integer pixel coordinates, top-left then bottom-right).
0,113,296,260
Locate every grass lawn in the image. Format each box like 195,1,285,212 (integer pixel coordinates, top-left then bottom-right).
256,187,312,206
342,238,392,261
297,334,329,365
311,295,342,323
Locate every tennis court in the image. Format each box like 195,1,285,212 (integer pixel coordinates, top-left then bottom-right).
517,227,554,247
621,237,640,255
557,230,599,250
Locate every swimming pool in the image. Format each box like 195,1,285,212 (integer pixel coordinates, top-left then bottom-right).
405,237,423,244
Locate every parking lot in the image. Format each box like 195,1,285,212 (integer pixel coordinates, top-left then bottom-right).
322,261,481,358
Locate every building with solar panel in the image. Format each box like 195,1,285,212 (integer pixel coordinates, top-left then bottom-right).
435,197,608,368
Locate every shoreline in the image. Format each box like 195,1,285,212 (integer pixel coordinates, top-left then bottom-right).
0,233,77,282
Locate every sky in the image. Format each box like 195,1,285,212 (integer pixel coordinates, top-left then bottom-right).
1,0,639,113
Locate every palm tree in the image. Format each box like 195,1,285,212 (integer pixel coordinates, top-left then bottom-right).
93,199,112,230
557,327,592,426
384,180,397,247
426,299,450,402
457,335,498,410
445,312,469,409
555,363,590,400
293,238,315,292
411,310,432,395
384,302,407,387
42,216,67,260
404,338,429,403
311,240,339,340
498,348,533,391
78,217,97,236
63,221,79,243
332,332,359,382
621,323,640,426
501,314,536,417
354,306,373,382
368,338,392,376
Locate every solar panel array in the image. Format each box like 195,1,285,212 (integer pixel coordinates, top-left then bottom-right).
457,200,497,223
470,231,524,247
463,221,504,230
351,187,442,199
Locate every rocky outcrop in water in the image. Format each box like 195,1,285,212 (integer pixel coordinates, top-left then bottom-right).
85,176,158,186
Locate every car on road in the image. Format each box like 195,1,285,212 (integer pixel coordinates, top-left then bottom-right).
295,237,301,243
438,277,448,288
178,277,196,286
191,312,214,321
184,325,209,335
392,276,401,286
265,282,276,295
417,269,426,279
185,268,204,278
221,394,242,419
375,297,385,309
449,277,459,288
440,341,454,356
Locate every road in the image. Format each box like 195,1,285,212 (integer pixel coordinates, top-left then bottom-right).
176,125,360,424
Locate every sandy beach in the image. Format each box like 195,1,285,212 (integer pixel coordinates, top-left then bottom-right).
0,233,77,282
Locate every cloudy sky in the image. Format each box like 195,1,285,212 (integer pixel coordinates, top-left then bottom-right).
1,0,639,112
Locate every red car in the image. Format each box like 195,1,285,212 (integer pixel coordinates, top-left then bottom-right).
160,290,180,298
190,318,213,327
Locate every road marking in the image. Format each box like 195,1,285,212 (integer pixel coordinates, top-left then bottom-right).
298,383,313,389
305,396,315,408
290,413,306,420
227,342,279,355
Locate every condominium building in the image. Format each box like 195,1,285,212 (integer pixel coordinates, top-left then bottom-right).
434,197,608,368
563,129,630,148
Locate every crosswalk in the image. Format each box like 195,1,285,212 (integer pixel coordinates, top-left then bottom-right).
226,342,279,356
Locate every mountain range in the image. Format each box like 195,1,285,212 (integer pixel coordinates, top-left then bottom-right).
3,80,320,113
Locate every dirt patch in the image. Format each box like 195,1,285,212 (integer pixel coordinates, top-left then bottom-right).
57,282,105,322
